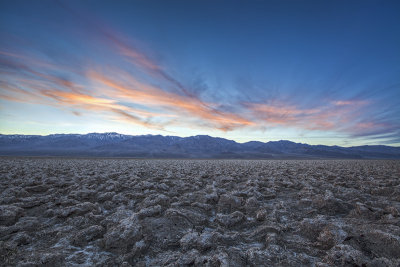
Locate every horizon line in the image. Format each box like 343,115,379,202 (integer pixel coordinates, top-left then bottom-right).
1,131,399,148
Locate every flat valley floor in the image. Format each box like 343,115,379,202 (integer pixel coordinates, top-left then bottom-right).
0,159,399,266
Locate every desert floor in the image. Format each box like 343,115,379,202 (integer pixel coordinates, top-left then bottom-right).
0,158,399,266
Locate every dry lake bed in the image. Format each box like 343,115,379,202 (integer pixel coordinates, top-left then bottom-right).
0,158,399,266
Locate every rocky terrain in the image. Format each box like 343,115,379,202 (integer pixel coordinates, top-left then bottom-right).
0,158,399,266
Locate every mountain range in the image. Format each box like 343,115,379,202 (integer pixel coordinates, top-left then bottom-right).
0,132,399,159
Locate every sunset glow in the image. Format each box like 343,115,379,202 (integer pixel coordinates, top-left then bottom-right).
0,0,399,146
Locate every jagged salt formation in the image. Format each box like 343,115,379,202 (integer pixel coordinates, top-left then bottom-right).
0,159,399,266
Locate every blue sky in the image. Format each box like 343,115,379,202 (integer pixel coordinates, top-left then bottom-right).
0,0,399,146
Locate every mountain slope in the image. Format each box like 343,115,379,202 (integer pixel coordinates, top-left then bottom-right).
0,133,399,159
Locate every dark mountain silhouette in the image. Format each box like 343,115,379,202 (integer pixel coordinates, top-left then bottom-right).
0,132,399,159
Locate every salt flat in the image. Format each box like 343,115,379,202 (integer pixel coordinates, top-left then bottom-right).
0,159,399,266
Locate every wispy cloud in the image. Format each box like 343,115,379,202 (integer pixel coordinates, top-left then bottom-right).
0,52,166,129
1,45,397,141
245,99,392,138
0,50,253,131
88,70,254,131
56,1,195,99
1,5,398,145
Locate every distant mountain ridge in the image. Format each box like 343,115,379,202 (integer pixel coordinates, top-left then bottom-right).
1,132,399,159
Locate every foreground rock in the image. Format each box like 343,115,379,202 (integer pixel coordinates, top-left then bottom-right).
0,158,399,266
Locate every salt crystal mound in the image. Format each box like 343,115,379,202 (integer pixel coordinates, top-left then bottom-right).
0,159,399,266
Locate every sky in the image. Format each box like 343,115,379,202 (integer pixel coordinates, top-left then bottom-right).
0,0,399,146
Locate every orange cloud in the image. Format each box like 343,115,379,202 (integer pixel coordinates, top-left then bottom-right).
2,50,255,131
1,24,383,138
0,59,165,129
247,99,373,135
94,28,198,98
332,100,369,106
88,70,254,131
118,45,160,71
246,102,318,125
37,89,167,129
